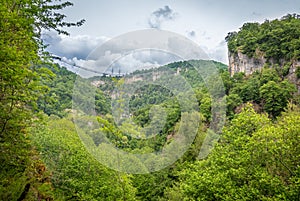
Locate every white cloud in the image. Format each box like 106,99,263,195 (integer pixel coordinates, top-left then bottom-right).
54,49,182,78
113,53,160,73
42,31,109,60
47,29,228,78
205,40,228,64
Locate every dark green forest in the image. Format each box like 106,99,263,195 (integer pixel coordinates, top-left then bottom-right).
1,1,299,200
226,13,300,62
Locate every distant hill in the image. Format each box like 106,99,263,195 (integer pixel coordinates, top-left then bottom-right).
37,59,227,117
89,59,227,92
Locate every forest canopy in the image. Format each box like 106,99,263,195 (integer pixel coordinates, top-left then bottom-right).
0,2,299,200
226,14,300,62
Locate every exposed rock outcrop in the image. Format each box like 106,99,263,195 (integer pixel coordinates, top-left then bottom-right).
228,51,300,92
228,51,266,76
287,61,300,92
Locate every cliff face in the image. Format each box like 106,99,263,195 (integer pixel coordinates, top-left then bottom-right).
228,51,266,76
287,61,300,92
228,51,300,92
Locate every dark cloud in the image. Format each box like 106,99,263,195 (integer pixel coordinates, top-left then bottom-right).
148,6,178,29
187,30,196,37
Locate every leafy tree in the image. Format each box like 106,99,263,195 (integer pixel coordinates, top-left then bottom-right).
220,70,233,94
37,64,110,117
259,67,281,85
0,0,83,199
199,94,212,122
232,75,260,103
227,67,296,118
259,80,296,117
176,104,300,200
225,93,242,118
31,116,137,200
227,14,300,61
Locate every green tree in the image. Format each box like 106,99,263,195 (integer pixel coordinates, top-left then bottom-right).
31,117,137,200
259,80,296,117
225,93,242,118
226,14,300,61
199,94,212,122
176,104,300,200
0,0,83,199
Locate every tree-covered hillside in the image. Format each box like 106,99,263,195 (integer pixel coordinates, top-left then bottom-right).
0,0,83,200
30,55,299,200
37,64,110,117
226,14,300,62
1,2,299,200
31,61,300,200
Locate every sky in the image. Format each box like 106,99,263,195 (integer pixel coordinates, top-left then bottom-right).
43,0,300,77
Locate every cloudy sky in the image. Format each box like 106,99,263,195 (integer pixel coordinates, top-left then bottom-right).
43,0,300,77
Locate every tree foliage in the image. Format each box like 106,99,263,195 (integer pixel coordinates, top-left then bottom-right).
37,64,110,117
0,0,83,199
177,104,300,200
31,116,137,200
226,14,300,61
1,5,300,200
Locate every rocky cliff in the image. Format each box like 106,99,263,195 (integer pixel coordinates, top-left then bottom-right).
228,51,266,76
228,50,300,92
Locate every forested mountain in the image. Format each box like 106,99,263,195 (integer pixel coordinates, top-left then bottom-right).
29,57,300,200
226,14,300,61
1,0,299,200
226,13,300,92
